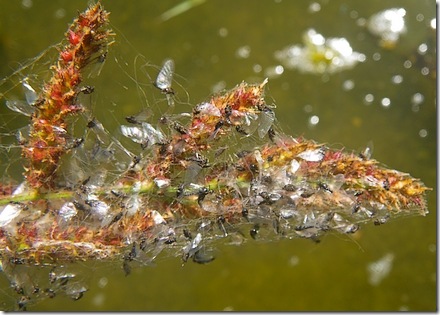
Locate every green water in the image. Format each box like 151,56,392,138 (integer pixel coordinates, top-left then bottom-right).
0,0,436,311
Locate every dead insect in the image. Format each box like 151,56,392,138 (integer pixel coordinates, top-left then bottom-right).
124,243,137,262
268,126,276,142
71,137,84,149
130,155,141,168
79,85,94,95
352,202,361,213
183,229,192,240
241,207,249,221
110,211,123,225
217,215,228,237
188,152,210,168
159,116,187,134
382,179,390,191
318,182,333,193
235,125,248,135
125,116,140,124
17,295,30,311
193,249,215,264
197,186,211,206
250,224,259,239
45,288,56,299
283,184,297,192
374,215,390,225
176,183,185,198
122,261,131,277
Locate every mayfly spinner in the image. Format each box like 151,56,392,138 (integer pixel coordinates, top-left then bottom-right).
154,59,175,107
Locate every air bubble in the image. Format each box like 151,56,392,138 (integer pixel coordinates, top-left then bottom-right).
218,27,228,37
97,277,108,288
304,104,313,113
411,93,424,105
417,43,428,55
421,67,429,76
403,60,412,69
308,2,321,13
264,65,284,78
381,97,391,107
21,0,32,9
391,75,403,84
372,52,381,61
342,80,355,91
288,255,300,267
309,115,320,126
430,18,436,30
419,129,428,138
54,8,66,19
416,13,424,22
253,64,262,73
364,93,374,105
235,45,251,59
350,10,359,19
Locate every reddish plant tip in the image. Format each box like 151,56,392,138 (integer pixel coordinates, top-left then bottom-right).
68,30,81,46
23,2,112,189
60,50,73,63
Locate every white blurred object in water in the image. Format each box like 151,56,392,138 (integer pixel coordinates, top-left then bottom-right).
367,8,406,49
367,253,395,286
274,28,365,74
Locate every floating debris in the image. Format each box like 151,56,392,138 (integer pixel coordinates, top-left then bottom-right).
274,28,366,74
367,8,407,49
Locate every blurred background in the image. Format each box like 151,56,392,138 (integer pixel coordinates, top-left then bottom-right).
0,0,436,311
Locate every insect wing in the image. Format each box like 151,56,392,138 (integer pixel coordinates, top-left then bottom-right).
120,125,146,144
257,109,275,138
22,79,38,105
155,59,174,93
5,100,35,116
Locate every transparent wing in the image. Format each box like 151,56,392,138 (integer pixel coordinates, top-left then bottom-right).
155,59,174,92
